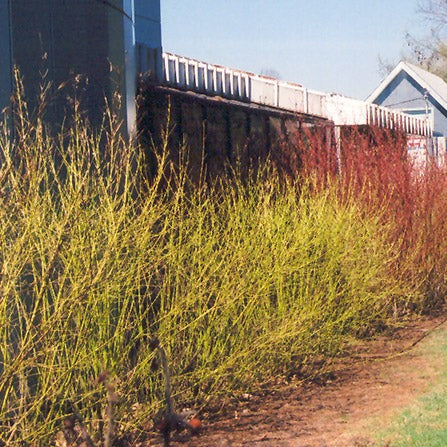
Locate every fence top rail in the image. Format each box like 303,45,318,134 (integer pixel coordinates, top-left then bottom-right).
160,52,432,136
162,52,322,94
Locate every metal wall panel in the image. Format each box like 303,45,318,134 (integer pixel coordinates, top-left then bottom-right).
134,0,161,48
134,0,162,79
0,0,12,114
119,0,137,135
8,0,136,135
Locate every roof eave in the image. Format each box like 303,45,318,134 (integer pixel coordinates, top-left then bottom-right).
403,64,447,112
367,61,447,112
365,61,407,103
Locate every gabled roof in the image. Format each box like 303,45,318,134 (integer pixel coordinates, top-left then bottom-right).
366,60,447,112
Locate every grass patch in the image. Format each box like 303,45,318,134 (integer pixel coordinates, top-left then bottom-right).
374,328,447,446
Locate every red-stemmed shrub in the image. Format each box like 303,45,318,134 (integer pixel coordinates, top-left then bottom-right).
286,124,447,312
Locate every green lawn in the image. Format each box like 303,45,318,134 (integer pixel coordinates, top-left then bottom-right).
375,327,447,447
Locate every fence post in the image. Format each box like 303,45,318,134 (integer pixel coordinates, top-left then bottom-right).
334,126,342,175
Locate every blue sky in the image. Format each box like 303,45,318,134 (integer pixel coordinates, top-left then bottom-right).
161,0,424,99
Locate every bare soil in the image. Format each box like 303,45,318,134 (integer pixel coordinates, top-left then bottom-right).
145,313,447,447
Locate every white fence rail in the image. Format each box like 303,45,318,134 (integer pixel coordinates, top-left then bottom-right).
163,52,250,99
326,94,432,137
161,52,432,137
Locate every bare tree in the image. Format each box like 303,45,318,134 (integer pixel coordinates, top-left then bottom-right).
260,68,281,79
405,0,447,78
418,0,447,32
377,55,400,77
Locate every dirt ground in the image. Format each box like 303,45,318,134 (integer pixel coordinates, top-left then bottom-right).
144,313,447,447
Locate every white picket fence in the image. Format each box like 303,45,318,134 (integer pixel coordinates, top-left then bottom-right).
161,52,432,137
